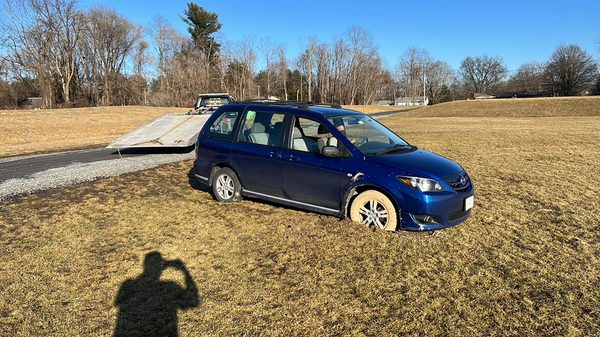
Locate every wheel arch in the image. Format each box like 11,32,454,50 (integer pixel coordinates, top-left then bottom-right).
209,162,238,186
343,184,400,219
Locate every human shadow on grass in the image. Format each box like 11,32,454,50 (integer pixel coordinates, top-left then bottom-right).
113,251,199,337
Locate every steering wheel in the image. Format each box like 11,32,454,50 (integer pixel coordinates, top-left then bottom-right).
353,137,368,147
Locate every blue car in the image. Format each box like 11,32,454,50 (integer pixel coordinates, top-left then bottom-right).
193,102,474,231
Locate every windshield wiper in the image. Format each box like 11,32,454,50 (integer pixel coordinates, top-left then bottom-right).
375,144,413,155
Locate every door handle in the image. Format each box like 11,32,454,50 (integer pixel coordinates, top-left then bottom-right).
288,154,299,161
269,151,282,159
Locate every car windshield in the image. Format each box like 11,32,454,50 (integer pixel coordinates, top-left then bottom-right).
199,97,230,107
327,115,413,155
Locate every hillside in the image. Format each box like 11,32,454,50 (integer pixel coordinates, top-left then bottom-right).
404,96,600,117
342,105,415,114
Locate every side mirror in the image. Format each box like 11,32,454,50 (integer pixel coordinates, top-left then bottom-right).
322,145,341,158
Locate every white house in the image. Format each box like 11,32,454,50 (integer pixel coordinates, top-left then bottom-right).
395,96,429,106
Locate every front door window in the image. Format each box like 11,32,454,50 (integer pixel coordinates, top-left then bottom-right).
287,117,346,156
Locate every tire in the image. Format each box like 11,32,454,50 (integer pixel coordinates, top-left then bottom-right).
350,190,398,231
211,167,242,202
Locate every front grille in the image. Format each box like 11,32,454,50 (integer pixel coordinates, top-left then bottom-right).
445,172,471,192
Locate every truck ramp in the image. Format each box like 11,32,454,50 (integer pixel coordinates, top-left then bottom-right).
107,114,209,149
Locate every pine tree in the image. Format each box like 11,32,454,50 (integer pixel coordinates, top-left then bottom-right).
181,2,222,62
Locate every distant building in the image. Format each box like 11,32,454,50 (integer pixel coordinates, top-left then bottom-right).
377,100,393,105
471,93,496,100
395,96,429,106
17,97,44,109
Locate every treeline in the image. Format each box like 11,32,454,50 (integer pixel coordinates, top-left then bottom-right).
1,0,599,109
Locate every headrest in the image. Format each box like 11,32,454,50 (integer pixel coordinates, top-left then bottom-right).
251,123,266,133
317,124,330,135
292,127,303,137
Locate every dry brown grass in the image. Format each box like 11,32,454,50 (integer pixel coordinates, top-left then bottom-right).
342,105,416,114
0,106,189,158
406,96,600,117
1,114,599,336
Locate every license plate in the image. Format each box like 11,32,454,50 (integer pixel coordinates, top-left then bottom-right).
464,195,474,211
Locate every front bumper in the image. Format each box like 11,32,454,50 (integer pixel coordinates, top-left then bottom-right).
395,184,474,231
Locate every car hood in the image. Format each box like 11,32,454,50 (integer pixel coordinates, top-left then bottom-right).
370,148,463,179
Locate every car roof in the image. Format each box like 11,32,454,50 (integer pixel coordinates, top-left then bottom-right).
225,102,364,119
198,93,232,97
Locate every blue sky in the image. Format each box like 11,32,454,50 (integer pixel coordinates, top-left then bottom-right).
79,0,600,73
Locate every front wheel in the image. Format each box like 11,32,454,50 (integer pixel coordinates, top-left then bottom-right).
350,190,397,231
211,167,242,202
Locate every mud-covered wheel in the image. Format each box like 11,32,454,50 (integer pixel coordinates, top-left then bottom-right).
350,190,397,231
211,167,242,202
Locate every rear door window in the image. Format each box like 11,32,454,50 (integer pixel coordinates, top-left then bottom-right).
239,110,286,147
206,110,239,139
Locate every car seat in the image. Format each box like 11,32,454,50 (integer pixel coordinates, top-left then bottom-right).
317,124,338,153
249,123,269,145
292,127,309,151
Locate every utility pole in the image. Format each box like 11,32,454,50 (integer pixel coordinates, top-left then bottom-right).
423,72,427,106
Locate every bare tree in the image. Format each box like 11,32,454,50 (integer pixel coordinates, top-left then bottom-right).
34,0,82,103
506,62,545,94
257,37,277,96
223,38,256,100
331,38,350,103
133,40,150,77
297,37,317,101
345,27,377,104
84,6,141,105
215,41,233,95
544,44,598,96
593,75,600,95
1,0,82,106
459,55,507,94
314,42,331,103
292,28,386,105
275,45,288,100
149,16,182,89
425,60,455,104
396,47,431,100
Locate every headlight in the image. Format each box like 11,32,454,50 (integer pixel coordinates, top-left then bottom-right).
398,176,444,192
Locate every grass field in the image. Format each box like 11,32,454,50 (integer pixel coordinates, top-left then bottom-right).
0,106,189,158
407,96,600,117
1,113,598,335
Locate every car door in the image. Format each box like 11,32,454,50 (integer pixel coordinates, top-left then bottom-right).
280,115,348,211
230,108,288,197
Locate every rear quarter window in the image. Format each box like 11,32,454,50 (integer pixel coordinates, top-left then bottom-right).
205,110,240,140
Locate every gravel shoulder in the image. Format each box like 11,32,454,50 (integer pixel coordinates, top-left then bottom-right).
0,151,194,202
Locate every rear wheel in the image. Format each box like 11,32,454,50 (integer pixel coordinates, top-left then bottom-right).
211,167,242,202
350,190,397,231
